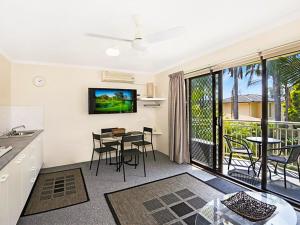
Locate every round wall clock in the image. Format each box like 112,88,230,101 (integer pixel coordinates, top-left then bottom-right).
33,76,46,87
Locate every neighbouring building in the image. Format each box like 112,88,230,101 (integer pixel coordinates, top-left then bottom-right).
223,94,278,121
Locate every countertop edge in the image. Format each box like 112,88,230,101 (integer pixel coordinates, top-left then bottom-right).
0,130,44,171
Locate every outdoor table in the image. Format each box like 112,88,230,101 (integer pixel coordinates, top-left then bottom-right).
246,137,281,171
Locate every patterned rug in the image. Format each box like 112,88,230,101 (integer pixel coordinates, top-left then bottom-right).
23,168,89,216
105,173,231,225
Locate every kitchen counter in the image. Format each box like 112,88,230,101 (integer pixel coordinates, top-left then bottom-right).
0,130,43,170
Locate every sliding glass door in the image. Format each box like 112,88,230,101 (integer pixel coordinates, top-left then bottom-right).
187,52,300,205
189,73,219,170
222,61,263,187
266,51,300,202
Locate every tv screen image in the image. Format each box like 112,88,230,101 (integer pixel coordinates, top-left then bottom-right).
88,88,137,114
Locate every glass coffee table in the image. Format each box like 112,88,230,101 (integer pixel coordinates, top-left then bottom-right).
197,191,296,225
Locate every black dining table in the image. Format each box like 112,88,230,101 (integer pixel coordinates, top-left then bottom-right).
246,136,281,170
102,131,143,168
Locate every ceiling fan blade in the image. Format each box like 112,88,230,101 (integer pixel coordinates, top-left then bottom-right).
146,26,186,43
86,33,132,42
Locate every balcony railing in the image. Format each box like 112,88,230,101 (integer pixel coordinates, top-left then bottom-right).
223,119,300,170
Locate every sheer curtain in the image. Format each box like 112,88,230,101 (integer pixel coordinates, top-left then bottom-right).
168,71,190,164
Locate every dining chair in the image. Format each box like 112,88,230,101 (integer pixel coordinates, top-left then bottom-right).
132,127,156,161
258,145,300,188
120,134,146,182
224,135,256,174
101,128,120,164
89,133,117,176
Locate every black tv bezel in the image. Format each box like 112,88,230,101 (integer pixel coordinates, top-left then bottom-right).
88,88,137,114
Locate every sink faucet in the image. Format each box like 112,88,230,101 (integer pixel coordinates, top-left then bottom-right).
12,125,25,131
8,125,25,136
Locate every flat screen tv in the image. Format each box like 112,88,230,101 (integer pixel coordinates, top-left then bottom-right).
88,88,137,114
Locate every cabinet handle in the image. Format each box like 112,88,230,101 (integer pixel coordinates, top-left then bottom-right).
17,154,26,161
0,174,9,182
16,157,25,164
31,167,36,171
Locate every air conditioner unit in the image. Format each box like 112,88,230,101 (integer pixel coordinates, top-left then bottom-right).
101,71,135,83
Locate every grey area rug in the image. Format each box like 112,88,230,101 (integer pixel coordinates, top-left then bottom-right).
23,168,89,216
105,173,233,225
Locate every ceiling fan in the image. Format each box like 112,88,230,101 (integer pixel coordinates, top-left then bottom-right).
86,15,185,51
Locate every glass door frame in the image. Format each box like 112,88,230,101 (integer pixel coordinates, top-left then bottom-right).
187,71,220,172
187,57,300,208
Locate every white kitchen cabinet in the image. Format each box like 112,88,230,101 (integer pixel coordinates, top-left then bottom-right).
0,133,43,225
0,167,10,225
8,157,22,225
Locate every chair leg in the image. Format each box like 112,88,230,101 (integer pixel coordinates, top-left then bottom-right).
284,165,287,188
297,161,300,182
122,155,126,182
274,162,278,174
258,163,262,177
151,143,156,161
228,153,232,170
89,150,95,170
142,146,146,177
105,152,108,164
96,153,101,176
267,164,272,180
109,151,112,164
145,145,148,157
115,147,119,169
134,155,137,169
118,151,122,172
248,155,256,175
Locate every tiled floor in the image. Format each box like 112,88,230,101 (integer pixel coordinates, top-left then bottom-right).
17,151,300,225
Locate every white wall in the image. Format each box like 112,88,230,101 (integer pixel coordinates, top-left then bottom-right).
0,53,11,105
10,63,157,167
0,53,11,134
154,18,300,155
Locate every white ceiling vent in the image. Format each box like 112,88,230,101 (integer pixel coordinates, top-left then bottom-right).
101,71,135,83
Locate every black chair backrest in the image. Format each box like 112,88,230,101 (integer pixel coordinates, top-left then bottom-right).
224,135,249,152
92,132,103,149
101,128,117,134
143,127,153,143
144,127,152,133
121,134,144,150
287,145,300,163
92,132,111,148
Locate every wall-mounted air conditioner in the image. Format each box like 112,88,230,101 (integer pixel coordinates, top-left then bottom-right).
101,71,135,83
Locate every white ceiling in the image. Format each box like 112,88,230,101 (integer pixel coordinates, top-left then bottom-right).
1,0,300,73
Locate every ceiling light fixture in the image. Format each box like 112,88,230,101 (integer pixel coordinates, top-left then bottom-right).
105,47,120,56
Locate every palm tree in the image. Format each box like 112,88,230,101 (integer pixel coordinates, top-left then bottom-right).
227,63,261,120
267,54,300,121
267,61,282,121
226,54,300,122
227,67,243,119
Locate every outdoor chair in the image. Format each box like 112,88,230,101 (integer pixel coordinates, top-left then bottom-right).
224,135,256,174
258,145,300,188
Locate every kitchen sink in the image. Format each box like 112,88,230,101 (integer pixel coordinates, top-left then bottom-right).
8,131,36,137
0,130,37,138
